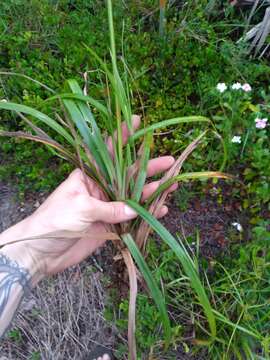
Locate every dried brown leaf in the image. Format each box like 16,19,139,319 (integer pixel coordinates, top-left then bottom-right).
122,248,138,360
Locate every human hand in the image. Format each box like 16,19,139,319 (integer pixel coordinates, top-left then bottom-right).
0,116,177,280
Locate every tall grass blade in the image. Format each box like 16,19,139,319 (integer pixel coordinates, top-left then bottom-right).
130,116,211,141
46,93,110,118
136,131,207,250
0,71,55,93
84,45,132,190
64,80,116,184
15,112,52,140
132,131,153,202
0,101,75,145
0,130,75,163
213,310,260,339
146,171,233,205
122,233,171,347
0,130,108,191
108,0,124,173
84,44,132,132
122,248,138,360
159,0,167,37
62,98,110,181
126,200,217,338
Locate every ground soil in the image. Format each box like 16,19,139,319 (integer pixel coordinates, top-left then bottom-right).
162,181,247,259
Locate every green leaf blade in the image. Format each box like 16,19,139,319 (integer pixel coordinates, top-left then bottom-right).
122,233,171,346
132,131,153,202
0,101,75,145
146,171,234,205
64,80,116,184
126,200,217,338
130,116,211,141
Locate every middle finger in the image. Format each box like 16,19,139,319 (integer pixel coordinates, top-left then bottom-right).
146,156,175,178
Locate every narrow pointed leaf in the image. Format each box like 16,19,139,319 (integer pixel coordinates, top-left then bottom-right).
0,130,107,189
135,131,208,250
46,93,110,118
0,130,74,161
125,200,217,338
130,116,211,141
122,248,138,360
0,71,55,93
62,98,109,178
0,101,74,145
122,233,171,347
65,80,116,183
132,131,153,202
146,171,234,205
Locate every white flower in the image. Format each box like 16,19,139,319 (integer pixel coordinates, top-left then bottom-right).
0,99,7,102
255,117,268,129
231,135,241,143
242,83,252,92
216,83,227,93
232,222,243,232
232,82,242,90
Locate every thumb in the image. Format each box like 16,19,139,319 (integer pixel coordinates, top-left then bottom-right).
89,198,137,224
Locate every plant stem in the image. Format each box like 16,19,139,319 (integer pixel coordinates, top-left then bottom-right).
107,0,123,181
159,0,167,37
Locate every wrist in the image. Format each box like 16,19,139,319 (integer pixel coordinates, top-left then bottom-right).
0,243,43,286
0,216,45,285
0,216,36,244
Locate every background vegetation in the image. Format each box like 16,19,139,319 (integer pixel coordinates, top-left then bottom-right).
0,1,269,359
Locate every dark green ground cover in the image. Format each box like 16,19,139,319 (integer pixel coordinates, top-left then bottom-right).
0,1,269,358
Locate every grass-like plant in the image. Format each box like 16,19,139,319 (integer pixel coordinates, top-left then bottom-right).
159,0,167,37
0,1,231,357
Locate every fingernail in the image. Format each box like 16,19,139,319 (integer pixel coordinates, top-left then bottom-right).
132,115,141,127
124,205,137,217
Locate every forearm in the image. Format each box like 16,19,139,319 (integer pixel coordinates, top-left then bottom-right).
0,219,42,338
